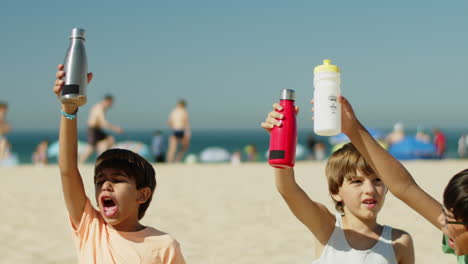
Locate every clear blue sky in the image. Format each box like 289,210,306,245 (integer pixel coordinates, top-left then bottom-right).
1,0,467,131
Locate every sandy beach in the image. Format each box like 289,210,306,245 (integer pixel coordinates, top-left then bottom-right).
1,160,466,263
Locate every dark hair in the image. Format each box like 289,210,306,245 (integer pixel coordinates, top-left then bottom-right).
177,99,186,107
103,94,114,101
325,143,375,213
0,102,8,109
443,169,468,224
94,148,156,220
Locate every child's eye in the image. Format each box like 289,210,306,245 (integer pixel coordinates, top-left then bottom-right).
112,179,126,183
351,180,362,184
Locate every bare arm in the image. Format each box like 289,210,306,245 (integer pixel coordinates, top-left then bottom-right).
261,104,335,244
337,96,442,229
96,109,122,134
53,64,93,227
167,111,174,129
184,111,191,139
274,168,336,243
392,229,415,264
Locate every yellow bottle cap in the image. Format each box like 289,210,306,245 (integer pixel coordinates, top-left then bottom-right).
314,59,340,73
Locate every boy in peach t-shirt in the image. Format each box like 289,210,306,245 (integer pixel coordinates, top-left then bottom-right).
52,64,185,264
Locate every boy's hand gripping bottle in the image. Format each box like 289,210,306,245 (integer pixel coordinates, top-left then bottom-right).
268,89,297,168
60,28,88,106
313,59,341,136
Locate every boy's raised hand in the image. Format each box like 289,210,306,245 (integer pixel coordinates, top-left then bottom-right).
310,95,362,136
337,95,362,136
261,103,299,133
53,64,93,110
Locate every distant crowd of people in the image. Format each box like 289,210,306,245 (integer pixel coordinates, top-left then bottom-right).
385,122,449,159
0,96,194,166
2,96,468,166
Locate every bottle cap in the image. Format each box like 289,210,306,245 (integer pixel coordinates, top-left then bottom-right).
280,89,295,100
70,28,86,40
314,59,340,73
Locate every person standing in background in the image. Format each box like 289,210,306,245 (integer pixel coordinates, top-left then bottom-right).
151,130,166,163
32,140,49,165
167,99,191,163
79,95,123,163
415,125,430,143
386,122,405,146
458,133,468,158
306,133,327,160
0,102,12,160
433,128,447,159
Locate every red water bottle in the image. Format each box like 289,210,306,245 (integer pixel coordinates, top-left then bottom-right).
268,89,297,168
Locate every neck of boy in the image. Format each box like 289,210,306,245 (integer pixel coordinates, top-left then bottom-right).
108,222,146,232
341,212,381,235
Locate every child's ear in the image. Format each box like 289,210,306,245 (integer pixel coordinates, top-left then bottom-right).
137,187,152,204
331,193,343,203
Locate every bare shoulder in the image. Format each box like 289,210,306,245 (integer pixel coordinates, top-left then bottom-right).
391,227,413,245
90,103,102,114
391,227,415,264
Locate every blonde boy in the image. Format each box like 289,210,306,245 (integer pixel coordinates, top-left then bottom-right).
261,100,414,263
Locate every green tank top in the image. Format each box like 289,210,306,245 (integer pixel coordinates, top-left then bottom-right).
442,235,468,264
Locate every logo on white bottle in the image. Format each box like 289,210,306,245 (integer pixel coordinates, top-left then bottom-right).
329,95,337,114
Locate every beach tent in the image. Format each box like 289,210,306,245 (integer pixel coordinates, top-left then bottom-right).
388,137,437,160
0,153,18,167
48,140,88,158
296,144,307,160
199,147,230,163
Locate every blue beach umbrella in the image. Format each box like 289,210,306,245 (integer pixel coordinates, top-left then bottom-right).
48,140,88,158
388,137,437,160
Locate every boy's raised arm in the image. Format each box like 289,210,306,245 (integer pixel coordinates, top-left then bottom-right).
53,64,93,227
261,104,335,244
338,96,442,229
274,168,335,244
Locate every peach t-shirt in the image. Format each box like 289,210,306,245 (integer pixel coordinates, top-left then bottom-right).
70,199,185,264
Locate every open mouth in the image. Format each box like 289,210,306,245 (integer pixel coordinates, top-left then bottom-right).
448,237,455,248
101,196,118,217
362,199,377,209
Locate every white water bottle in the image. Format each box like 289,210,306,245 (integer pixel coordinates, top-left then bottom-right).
313,59,341,136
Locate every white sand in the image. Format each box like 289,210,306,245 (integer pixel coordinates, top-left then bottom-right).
1,160,466,263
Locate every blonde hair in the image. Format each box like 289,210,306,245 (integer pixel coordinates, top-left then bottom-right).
325,143,375,213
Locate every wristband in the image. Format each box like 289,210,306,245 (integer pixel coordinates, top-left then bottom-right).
60,109,78,120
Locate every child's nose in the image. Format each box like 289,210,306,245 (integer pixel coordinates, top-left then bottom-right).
364,181,376,194
101,181,113,191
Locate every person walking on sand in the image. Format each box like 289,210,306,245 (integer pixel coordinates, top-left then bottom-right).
433,128,447,159
167,99,191,163
79,94,123,163
0,102,12,160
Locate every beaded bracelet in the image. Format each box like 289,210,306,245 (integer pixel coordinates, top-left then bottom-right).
60,109,78,120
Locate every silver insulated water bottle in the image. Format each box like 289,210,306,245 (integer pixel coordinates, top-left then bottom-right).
60,28,88,106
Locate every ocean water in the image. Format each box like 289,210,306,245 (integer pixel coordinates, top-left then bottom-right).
4,128,466,164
